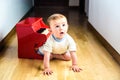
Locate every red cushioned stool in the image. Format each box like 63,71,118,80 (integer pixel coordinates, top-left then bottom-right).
16,17,51,59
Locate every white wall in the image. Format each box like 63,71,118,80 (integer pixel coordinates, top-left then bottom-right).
69,0,79,6
0,0,33,41
88,0,120,54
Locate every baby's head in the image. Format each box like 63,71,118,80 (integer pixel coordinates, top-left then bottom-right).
47,13,68,39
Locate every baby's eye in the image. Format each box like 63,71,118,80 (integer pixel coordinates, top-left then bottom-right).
62,24,65,26
55,25,59,28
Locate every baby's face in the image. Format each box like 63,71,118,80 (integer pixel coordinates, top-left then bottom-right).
49,18,68,39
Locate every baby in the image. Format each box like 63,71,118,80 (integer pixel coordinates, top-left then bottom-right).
37,13,82,75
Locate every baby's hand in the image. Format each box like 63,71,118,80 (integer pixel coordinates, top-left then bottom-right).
70,65,82,72
43,68,53,75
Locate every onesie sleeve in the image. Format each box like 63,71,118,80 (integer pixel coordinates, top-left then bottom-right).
42,36,53,53
67,34,77,51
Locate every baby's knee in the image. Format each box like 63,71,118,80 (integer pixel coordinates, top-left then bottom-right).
64,53,71,61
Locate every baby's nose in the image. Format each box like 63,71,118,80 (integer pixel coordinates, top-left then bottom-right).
60,25,64,29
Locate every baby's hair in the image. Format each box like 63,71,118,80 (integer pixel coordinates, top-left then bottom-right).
47,13,67,25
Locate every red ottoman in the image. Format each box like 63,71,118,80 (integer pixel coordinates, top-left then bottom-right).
16,17,51,59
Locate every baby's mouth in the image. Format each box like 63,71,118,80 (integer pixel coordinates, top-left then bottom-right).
60,32,64,34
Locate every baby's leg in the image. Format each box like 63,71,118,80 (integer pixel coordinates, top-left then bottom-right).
51,52,71,61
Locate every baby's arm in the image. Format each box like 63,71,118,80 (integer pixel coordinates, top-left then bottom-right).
43,51,53,75
70,51,82,72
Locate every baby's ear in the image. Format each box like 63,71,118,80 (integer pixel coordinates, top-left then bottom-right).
49,28,52,32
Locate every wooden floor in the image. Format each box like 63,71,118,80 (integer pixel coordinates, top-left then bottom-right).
0,7,120,80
